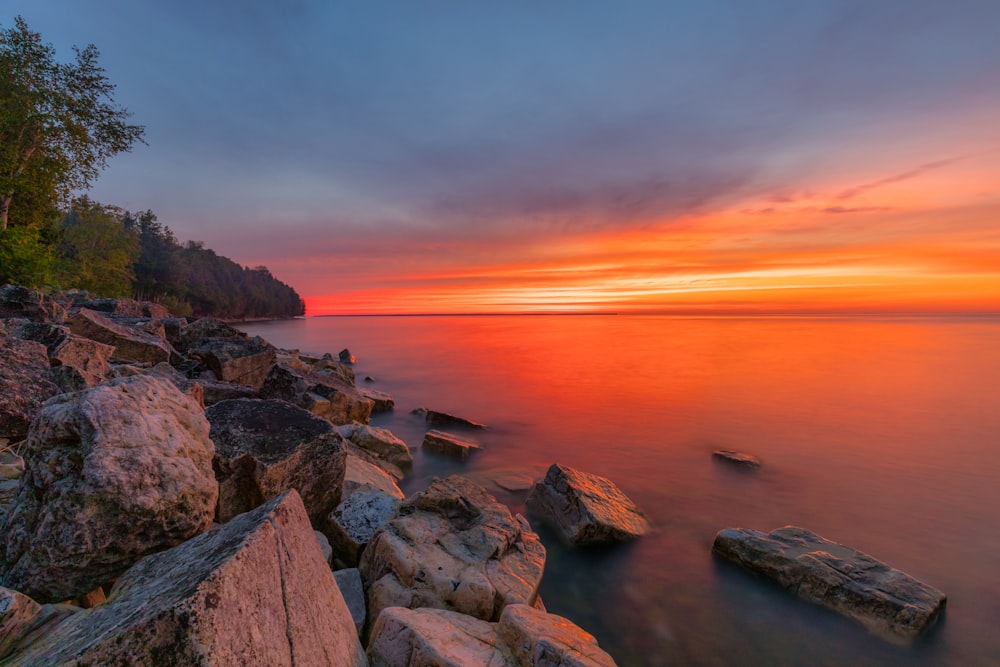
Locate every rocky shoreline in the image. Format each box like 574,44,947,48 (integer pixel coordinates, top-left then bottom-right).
0,284,948,664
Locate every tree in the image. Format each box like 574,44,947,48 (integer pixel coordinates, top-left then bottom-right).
0,16,144,230
54,197,139,296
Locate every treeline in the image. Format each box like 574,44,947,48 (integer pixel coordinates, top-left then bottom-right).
1,17,303,320
1,197,305,319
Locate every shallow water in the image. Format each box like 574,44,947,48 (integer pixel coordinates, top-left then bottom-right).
240,315,1000,666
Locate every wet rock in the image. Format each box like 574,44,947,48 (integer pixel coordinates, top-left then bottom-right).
712,450,761,468
326,455,405,567
334,568,366,636
66,308,176,364
0,336,59,439
422,430,481,461
339,348,357,364
0,375,218,602
360,475,545,623
366,604,616,667
526,464,649,546
205,399,347,525
0,285,65,323
413,407,487,430
361,387,395,414
336,423,413,472
4,491,367,667
712,525,947,640
260,363,373,425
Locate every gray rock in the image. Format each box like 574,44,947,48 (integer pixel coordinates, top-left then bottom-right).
66,308,176,364
4,491,367,667
712,525,946,640
315,530,334,565
326,456,404,567
0,285,65,323
206,399,347,525
421,430,480,461
339,348,356,364
359,475,545,623
260,363,373,425
0,336,59,439
413,407,487,430
366,604,616,667
336,423,413,472
0,375,218,602
334,568,366,636
526,464,649,546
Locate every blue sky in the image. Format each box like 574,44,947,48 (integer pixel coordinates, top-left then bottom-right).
9,2,1000,312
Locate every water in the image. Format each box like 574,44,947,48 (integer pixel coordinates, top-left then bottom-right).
239,315,1000,666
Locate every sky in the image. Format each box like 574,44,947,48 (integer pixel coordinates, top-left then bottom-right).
10,1,1000,314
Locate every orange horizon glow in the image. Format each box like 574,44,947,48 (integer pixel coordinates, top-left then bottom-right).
295,148,1000,316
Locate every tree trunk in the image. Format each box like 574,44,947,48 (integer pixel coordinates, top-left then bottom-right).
0,194,11,230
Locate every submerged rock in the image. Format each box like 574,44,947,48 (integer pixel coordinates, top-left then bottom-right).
526,464,649,546
0,375,218,602
366,604,616,667
712,525,947,640
413,407,487,430
712,450,762,468
4,491,367,666
421,429,481,461
359,475,545,624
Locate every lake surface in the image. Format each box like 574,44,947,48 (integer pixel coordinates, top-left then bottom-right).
240,315,1000,666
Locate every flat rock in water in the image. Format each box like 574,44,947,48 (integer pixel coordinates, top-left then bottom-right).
359,475,545,624
712,525,947,640
422,429,481,461
413,407,487,430
712,450,761,468
366,604,617,667
526,464,649,546
3,491,366,666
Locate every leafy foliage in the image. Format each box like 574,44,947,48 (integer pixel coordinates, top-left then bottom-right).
54,197,138,296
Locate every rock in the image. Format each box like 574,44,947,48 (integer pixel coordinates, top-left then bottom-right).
366,604,616,667
9,321,115,388
0,375,218,602
187,337,277,388
316,530,334,565
712,450,761,468
334,568,366,636
336,423,413,472
712,526,947,640
526,464,649,546
70,296,149,318
422,430,481,461
326,456,405,567
66,308,176,364
75,587,107,609
364,375,376,383
0,285,65,323
0,586,42,658
4,491,367,666
361,387,394,414
360,475,545,623
260,363,373,425
0,336,59,439
140,362,205,407
339,348,357,364
0,451,23,481
414,407,487,430
206,399,348,525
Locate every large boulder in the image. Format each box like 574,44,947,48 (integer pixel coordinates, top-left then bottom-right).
712,526,947,640
4,491,367,666
359,475,545,624
366,604,616,667
336,423,413,472
66,308,176,364
0,336,59,439
0,375,218,602
260,363,373,425
526,464,649,546
10,322,114,389
326,455,404,567
0,285,65,323
206,399,350,525
176,318,277,388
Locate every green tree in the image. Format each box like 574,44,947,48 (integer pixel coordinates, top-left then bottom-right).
55,197,139,296
0,15,144,230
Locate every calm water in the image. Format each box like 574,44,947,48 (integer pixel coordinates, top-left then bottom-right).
240,315,1000,666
